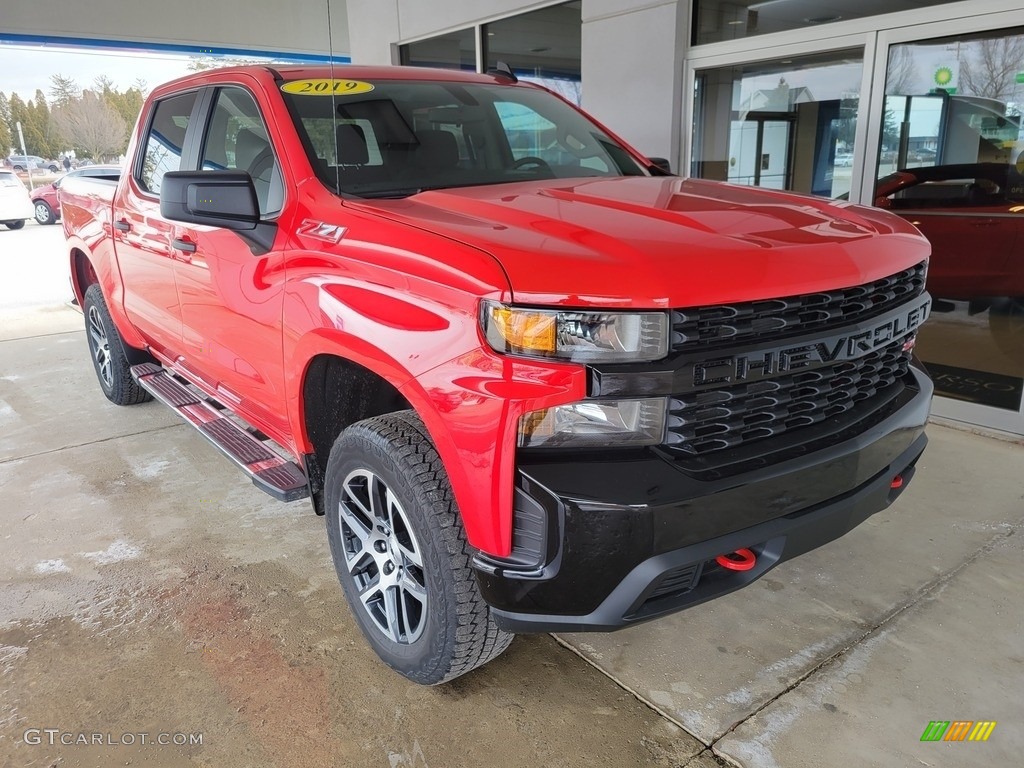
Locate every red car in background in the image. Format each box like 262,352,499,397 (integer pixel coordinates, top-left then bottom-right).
874,162,1023,299
30,165,121,225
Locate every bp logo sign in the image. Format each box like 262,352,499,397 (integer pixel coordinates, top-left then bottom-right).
934,67,954,87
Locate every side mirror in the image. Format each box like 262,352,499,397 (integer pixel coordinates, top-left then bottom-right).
648,157,673,175
160,170,259,230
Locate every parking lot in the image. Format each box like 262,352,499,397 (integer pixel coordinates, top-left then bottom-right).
1,221,1022,767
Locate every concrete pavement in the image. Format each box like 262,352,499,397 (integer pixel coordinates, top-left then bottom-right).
561,426,1023,766
0,306,708,768
1,220,1021,767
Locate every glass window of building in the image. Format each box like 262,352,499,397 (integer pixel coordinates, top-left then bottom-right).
692,50,863,198
873,27,1024,412
483,1,582,104
693,0,966,47
399,28,476,71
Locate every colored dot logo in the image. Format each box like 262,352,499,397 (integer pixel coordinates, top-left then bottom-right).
934,67,954,87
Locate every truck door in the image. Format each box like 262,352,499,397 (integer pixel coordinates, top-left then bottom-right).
114,90,202,356
170,84,291,443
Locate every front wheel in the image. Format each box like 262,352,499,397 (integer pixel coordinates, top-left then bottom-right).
325,411,513,685
82,284,152,405
4,220,25,230
34,201,55,225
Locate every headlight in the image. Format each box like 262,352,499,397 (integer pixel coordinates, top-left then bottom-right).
483,302,669,363
518,398,667,448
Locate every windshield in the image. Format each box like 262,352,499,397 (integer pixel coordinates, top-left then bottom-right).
281,79,648,198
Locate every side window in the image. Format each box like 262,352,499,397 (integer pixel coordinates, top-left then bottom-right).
889,173,1008,211
200,87,284,217
138,91,198,195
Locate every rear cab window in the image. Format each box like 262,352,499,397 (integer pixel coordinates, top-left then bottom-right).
137,91,200,196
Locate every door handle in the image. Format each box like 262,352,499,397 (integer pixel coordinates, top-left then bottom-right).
113,219,131,233
172,237,197,253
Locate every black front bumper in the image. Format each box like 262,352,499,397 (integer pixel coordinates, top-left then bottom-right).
474,367,932,633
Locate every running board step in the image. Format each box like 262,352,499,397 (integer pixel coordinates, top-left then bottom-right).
131,363,309,502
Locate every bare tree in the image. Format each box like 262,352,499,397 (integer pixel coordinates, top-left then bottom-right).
885,46,916,95
52,91,129,161
959,35,1024,100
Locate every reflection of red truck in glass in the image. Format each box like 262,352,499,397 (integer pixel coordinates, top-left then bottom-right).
874,162,1023,353
61,64,933,684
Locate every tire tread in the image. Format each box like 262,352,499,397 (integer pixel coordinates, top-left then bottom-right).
332,411,513,684
83,284,152,406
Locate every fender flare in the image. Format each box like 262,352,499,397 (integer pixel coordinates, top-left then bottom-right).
287,329,479,539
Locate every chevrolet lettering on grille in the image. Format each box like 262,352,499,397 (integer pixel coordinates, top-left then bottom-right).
687,296,931,389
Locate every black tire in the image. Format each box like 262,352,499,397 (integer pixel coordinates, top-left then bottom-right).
325,411,513,685
82,284,152,406
4,220,25,230
34,201,55,225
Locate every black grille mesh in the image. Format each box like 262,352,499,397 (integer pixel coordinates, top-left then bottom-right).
671,262,927,350
666,342,911,456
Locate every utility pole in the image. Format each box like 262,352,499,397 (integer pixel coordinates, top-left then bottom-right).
16,121,36,191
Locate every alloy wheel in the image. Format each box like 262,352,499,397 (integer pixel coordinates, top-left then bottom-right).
87,304,113,388
338,469,428,644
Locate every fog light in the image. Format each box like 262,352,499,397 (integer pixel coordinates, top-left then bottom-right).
518,398,668,448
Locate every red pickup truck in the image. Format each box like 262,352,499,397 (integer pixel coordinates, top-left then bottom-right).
61,64,933,684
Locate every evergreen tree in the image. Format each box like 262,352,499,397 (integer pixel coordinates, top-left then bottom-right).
94,75,115,95
104,86,146,130
8,93,28,152
49,74,80,109
31,89,57,158
0,93,12,156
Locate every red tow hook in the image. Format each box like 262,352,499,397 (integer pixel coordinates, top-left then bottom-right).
891,474,904,489
715,547,757,572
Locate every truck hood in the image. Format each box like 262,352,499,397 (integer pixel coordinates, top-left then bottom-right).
352,177,930,309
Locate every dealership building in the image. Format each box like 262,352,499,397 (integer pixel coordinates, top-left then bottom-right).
3,0,1023,436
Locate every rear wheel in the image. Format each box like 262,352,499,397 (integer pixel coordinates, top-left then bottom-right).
3,220,25,230
34,201,55,225
82,284,152,405
325,411,513,685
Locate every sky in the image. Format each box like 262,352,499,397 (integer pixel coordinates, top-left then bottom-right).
0,44,201,101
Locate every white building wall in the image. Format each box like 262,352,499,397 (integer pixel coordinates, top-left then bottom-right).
1,0,350,57
344,0,686,166
581,1,684,164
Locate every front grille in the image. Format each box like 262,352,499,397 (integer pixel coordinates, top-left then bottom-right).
671,261,927,351
665,340,911,456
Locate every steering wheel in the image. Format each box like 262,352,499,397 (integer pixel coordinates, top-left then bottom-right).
511,156,553,172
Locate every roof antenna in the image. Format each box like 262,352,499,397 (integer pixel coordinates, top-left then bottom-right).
487,61,518,83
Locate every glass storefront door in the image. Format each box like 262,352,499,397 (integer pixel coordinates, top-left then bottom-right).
873,27,1024,422
692,50,864,198
687,8,1024,435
